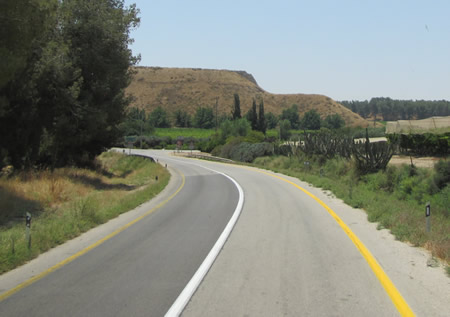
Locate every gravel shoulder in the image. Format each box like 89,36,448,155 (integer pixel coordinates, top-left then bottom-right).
182,160,450,317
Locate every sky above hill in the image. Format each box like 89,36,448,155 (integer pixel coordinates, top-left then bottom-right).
124,0,450,101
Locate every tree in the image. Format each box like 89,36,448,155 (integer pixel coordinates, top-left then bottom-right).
174,109,191,127
0,0,140,168
323,114,345,129
233,118,251,137
232,93,241,120
301,109,321,130
258,99,266,134
280,104,300,129
0,0,58,90
194,106,214,129
246,99,258,130
0,0,61,167
369,99,378,126
219,118,250,141
119,107,154,136
149,106,170,128
265,112,278,129
54,0,141,165
279,119,291,140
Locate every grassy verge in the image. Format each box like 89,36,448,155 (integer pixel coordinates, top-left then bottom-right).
253,155,450,265
154,128,216,138
0,152,169,274
154,128,280,140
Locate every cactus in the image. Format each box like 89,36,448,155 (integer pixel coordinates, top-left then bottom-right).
297,130,353,159
352,129,393,174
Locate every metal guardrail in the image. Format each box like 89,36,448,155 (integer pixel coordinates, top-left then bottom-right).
177,153,235,164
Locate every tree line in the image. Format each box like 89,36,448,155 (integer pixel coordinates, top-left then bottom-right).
122,93,346,139
340,98,450,121
0,0,139,169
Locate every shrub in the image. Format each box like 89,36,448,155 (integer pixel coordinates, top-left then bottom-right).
279,119,292,140
433,159,450,190
218,138,273,162
274,144,292,156
392,133,450,156
228,143,273,162
243,130,265,143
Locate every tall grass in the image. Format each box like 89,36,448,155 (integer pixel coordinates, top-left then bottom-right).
0,152,169,273
253,155,450,264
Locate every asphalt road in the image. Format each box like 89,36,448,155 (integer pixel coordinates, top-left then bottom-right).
172,154,400,317
2,149,449,316
0,152,239,317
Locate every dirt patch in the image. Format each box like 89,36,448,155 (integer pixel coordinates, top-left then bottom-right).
389,155,443,168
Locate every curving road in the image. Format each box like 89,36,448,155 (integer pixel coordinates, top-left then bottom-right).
0,152,239,317
2,149,449,316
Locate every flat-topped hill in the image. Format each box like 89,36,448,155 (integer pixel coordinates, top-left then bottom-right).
126,67,369,127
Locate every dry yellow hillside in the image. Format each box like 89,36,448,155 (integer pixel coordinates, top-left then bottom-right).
126,67,369,127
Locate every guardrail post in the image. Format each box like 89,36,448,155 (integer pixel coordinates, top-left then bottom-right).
25,212,32,250
426,202,431,233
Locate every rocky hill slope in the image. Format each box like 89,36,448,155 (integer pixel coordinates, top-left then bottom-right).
126,67,369,127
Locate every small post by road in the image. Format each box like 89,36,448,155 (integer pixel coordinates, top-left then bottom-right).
425,202,431,233
304,161,310,171
25,212,32,250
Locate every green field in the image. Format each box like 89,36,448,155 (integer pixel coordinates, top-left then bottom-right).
154,128,217,138
154,128,280,139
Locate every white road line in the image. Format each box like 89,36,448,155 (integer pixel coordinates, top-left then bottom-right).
132,151,244,317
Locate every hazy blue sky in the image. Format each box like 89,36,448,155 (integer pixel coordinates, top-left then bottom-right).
124,0,450,101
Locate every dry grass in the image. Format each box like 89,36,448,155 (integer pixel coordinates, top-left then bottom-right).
0,152,170,273
0,167,116,225
126,66,370,127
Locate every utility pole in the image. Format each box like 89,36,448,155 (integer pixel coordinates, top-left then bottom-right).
215,97,219,132
139,106,144,149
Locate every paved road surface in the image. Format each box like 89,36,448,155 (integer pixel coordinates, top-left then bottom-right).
2,149,449,316
0,154,239,317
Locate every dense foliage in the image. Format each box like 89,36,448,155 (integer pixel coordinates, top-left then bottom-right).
387,133,450,156
291,129,393,175
280,105,301,129
174,109,192,127
119,107,154,136
0,0,140,168
246,100,258,130
301,109,321,130
194,107,215,129
231,93,241,120
340,97,450,121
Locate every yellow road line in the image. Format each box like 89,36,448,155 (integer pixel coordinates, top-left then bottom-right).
255,169,415,317
0,170,185,302
177,155,414,315
129,154,415,316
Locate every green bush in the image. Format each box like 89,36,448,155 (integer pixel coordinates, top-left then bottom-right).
433,160,450,190
243,130,265,143
218,139,273,162
390,133,450,155
230,143,273,162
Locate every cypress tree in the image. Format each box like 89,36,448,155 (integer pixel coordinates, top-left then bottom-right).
248,99,258,130
232,93,241,120
258,99,266,134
